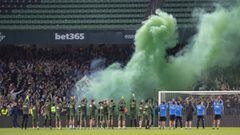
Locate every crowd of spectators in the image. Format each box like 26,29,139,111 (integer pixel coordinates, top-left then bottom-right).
0,45,133,116
1,45,240,118
193,66,240,91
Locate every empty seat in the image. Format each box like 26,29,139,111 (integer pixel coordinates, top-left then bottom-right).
160,0,236,28
0,0,150,30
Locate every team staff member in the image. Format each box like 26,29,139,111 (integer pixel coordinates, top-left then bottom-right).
212,96,224,130
118,96,127,129
159,101,167,129
184,99,195,129
10,102,20,128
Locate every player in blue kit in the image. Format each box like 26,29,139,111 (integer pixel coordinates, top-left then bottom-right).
159,101,168,129
175,101,183,128
196,100,209,129
168,100,176,129
212,96,224,130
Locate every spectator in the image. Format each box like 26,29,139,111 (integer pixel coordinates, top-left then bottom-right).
0,45,133,113
1,105,9,116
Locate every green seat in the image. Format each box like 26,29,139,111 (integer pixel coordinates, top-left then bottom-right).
0,0,149,30
160,0,236,28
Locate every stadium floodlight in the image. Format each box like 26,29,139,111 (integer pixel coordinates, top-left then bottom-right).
158,90,240,105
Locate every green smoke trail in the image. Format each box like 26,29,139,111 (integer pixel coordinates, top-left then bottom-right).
166,4,240,90
76,2,240,100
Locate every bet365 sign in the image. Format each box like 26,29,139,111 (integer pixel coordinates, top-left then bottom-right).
55,32,85,40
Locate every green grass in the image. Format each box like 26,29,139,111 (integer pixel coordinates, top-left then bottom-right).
0,127,240,135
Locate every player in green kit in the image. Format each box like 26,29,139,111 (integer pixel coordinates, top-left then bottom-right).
148,99,154,128
138,100,144,128
108,98,116,129
77,102,81,129
44,99,51,128
31,99,40,129
69,96,76,129
143,100,152,129
80,97,87,129
89,99,97,129
102,100,109,128
129,94,137,128
98,101,104,128
55,98,62,129
118,96,127,129
62,97,69,128
22,95,30,130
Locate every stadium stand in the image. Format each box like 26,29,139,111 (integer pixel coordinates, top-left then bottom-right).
159,0,236,28
0,0,150,30
1,0,240,129
0,45,134,127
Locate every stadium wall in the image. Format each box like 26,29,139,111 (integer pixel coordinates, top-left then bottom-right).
1,115,240,128
0,28,195,46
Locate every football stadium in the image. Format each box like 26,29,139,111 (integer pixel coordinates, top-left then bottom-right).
1,0,240,135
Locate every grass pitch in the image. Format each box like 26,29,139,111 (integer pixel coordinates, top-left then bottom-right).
1,127,240,135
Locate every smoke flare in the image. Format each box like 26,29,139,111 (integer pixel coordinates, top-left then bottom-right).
75,2,240,100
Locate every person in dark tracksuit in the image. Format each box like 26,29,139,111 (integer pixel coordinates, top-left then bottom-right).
11,103,19,128
184,99,195,129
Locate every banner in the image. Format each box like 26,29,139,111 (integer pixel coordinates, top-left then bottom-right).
0,28,194,45
0,30,136,45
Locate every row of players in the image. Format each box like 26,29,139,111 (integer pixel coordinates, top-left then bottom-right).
20,94,224,130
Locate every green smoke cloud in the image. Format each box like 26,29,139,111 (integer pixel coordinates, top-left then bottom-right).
76,2,240,100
